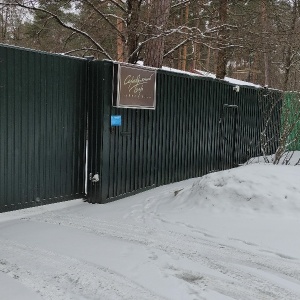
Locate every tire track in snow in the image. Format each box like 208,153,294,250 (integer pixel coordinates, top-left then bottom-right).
0,238,165,300
24,211,300,300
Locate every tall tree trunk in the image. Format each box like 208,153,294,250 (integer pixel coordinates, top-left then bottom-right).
182,3,189,71
126,0,141,64
216,0,228,79
117,18,124,62
206,44,211,71
252,51,260,84
192,42,200,71
261,0,270,87
283,0,298,91
1,7,8,40
284,45,292,91
144,0,171,68
192,17,200,71
177,8,184,70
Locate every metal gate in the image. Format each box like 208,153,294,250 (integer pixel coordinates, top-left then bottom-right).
86,61,280,204
0,44,87,212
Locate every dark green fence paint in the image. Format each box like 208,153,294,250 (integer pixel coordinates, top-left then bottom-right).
86,61,279,204
0,45,87,212
284,92,300,151
0,45,280,211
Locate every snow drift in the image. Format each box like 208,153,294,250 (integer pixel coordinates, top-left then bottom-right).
172,164,300,215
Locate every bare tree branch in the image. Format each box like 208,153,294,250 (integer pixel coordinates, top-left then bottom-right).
84,0,125,42
164,38,190,58
108,0,126,13
1,0,113,59
171,0,190,9
63,47,105,55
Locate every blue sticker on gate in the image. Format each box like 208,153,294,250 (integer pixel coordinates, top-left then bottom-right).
111,115,122,126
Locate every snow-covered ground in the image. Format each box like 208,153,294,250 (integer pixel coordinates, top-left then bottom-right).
1,156,300,300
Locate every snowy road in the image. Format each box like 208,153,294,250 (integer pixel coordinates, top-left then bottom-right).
1,164,300,299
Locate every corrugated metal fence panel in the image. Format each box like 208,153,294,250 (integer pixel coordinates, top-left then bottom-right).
87,61,278,204
284,92,300,151
86,60,107,203
257,88,282,155
234,87,261,165
0,45,87,212
87,61,158,203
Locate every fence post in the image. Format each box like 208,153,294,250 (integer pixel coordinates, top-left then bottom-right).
87,60,113,204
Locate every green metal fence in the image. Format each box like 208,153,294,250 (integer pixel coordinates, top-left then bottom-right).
284,92,300,151
0,44,87,212
0,45,281,211
86,61,279,204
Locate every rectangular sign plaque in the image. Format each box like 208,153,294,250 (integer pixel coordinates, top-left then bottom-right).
114,63,157,109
